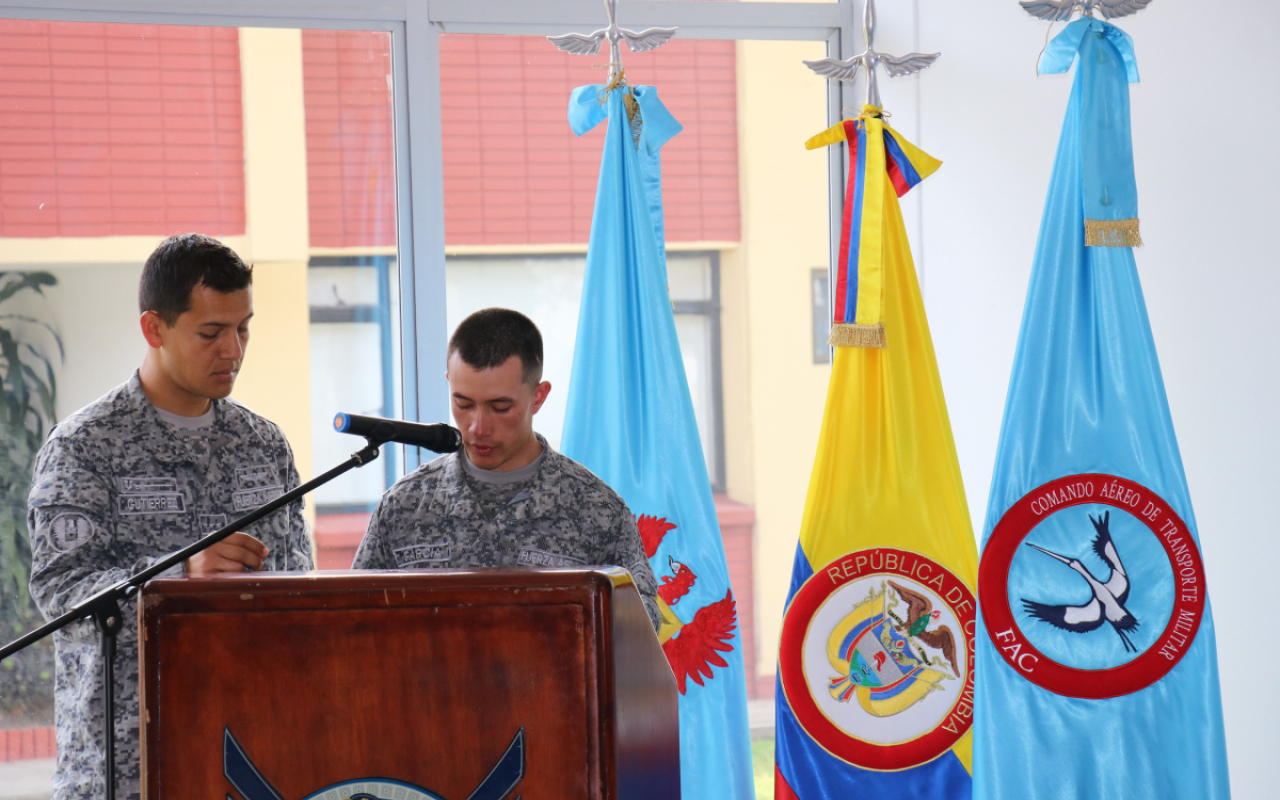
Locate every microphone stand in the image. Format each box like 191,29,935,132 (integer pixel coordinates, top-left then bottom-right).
0,437,388,800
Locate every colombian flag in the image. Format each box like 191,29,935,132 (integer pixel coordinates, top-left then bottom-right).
774,108,976,800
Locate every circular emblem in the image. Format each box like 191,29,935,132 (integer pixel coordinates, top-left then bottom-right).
779,548,975,771
979,474,1206,699
49,513,95,553
301,780,443,800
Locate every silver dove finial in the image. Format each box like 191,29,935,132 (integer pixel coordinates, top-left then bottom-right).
1019,0,1153,22
547,0,678,86
803,0,939,109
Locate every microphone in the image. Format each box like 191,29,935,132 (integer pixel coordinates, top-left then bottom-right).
333,413,462,454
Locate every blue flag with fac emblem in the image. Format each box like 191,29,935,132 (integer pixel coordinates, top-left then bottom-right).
559,84,755,800
972,18,1230,800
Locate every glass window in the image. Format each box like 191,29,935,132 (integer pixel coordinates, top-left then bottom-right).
0,21,403,728
444,252,724,489
812,267,831,365
307,256,403,513
439,32,739,492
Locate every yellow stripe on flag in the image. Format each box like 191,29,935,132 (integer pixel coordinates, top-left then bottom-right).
797,151,978,773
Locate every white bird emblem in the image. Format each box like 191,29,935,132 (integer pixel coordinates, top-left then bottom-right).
803,0,939,109
548,0,677,87
1021,511,1141,653
1019,0,1154,22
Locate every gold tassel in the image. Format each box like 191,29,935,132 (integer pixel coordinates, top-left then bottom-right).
828,323,886,349
1085,218,1142,248
623,89,644,149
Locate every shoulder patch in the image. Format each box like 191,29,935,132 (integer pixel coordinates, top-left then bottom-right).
49,512,96,552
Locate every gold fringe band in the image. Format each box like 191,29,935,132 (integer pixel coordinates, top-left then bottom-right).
623,90,644,149
829,323,885,349
1085,218,1142,248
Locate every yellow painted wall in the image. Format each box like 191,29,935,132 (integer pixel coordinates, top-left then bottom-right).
232,28,315,528
729,39,832,678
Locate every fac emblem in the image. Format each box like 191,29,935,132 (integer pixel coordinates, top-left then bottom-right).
779,548,975,772
979,473,1207,699
223,726,524,800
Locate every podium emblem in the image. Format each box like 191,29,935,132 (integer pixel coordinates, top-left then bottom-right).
779,548,976,771
224,726,525,800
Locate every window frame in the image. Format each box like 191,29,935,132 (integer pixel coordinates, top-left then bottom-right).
0,0,859,468
307,254,401,504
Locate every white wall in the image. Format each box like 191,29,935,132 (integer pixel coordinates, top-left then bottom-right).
887,1,1279,796
44,264,148,420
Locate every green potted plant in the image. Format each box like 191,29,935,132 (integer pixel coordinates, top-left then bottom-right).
0,271,62,728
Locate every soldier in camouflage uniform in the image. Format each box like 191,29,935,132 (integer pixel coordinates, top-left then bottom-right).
353,309,660,628
27,235,313,800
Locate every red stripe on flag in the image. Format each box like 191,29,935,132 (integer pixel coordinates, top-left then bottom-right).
776,765,803,800
832,119,860,323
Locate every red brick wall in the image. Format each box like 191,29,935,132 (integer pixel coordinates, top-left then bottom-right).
715,494,760,697
0,21,245,238
439,34,740,245
301,32,741,248
0,727,55,762
302,30,396,249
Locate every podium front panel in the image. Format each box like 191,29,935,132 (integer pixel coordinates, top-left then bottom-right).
139,569,678,800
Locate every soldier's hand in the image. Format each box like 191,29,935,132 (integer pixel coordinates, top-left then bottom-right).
185,532,270,575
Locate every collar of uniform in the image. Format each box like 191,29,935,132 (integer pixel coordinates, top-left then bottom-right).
433,434,563,521
121,371,223,465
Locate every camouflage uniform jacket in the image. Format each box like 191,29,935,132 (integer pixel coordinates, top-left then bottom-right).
352,436,660,629
26,373,313,800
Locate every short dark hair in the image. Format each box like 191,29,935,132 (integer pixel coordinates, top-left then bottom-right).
448,308,544,385
138,234,253,325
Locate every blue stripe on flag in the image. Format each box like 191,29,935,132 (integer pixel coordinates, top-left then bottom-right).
883,130,922,188
844,124,869,323
775,686,972,800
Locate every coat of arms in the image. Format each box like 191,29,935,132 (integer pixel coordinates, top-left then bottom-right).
826,580,959,717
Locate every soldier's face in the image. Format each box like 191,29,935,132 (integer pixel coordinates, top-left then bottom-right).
153,285,253,401
447,353,551,471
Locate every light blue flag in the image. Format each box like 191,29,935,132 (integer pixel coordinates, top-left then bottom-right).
561,84,756,800
973,19,1230,800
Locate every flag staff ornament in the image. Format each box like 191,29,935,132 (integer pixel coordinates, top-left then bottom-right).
1020,0,1153,22
802,0,939,109
1024,0,1149,247
548,0,678,90
802,0,941,348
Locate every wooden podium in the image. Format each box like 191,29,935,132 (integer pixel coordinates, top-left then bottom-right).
138,569,679,800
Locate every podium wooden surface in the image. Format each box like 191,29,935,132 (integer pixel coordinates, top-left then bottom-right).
139,568,679,800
